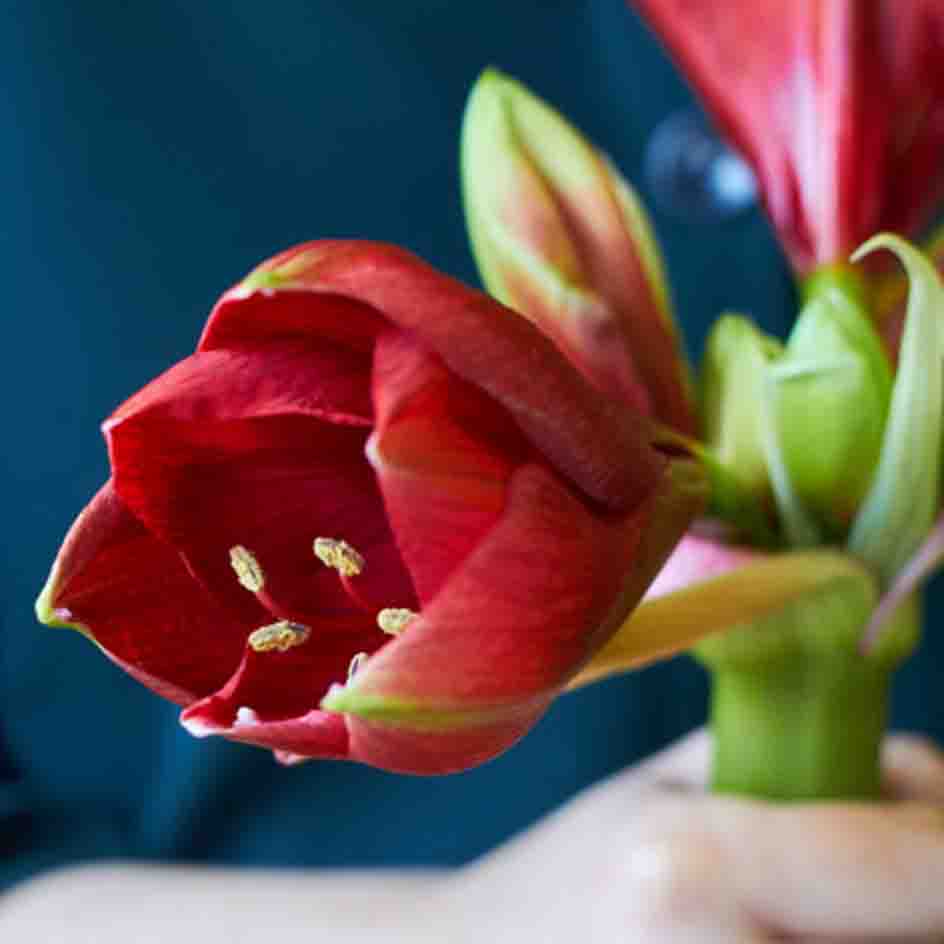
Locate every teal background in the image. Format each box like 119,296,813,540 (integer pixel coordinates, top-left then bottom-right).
1,0,940,885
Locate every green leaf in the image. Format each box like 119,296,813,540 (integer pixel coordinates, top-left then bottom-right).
847,234,944,582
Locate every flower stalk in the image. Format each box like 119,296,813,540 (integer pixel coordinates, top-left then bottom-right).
698,587,921,801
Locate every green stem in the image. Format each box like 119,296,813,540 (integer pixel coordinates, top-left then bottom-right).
709,656,889,800
696,587,921,801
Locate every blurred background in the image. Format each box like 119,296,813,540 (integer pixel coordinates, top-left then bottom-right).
3,0,939,886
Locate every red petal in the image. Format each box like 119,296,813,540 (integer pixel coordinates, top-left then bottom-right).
203,241,663,512
105,344,417,629
880,2,944,240
329,458,702,774
182,619,378,728
38,482,253,704
180,624,382,759
370,329,524,603
344,700,550,775
633,0,888,271
353,461,668,705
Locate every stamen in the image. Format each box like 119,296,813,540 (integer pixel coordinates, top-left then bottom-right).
377,608,417,636
229,545,265,593
313,537,365,577
347,651,368,681
248,620,311,653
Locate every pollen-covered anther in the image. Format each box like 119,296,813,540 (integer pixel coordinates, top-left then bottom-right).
347,651,368,681
377,608,417,636
313,537,365,577
229,545,265,593
248,620,311,653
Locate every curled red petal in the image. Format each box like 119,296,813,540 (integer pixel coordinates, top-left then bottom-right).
370,328,524,603
37,482,253,704
203,241,664,512
322,457,703,773
354,460,673,705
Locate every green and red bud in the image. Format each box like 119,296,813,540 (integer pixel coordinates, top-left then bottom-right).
461,68,695,434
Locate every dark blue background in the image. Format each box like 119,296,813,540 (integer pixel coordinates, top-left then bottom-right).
2,0,939,886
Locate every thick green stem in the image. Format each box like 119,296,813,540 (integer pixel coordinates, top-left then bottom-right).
696,584,921,801
709,656,889,800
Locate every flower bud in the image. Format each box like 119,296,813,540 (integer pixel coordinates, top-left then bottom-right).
461,68,694,432
701,313,781,500
772,277,893,533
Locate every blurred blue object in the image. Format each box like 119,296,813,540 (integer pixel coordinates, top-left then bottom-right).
1,0,940,889
645,109,757,222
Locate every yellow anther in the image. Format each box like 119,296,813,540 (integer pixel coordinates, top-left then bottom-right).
347,651,368,681
313,537,365,577
229,545,265,593
377,608,417,636
248,620,311,653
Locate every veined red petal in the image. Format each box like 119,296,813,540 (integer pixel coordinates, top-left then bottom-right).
36,482,253,704
105,344,417,629
203,241,664,512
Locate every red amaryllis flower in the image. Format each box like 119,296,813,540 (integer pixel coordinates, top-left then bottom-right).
38,241,704,774
632,0,944,274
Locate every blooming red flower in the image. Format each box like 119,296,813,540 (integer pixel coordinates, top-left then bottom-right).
38,241,704,774
633,0,944,274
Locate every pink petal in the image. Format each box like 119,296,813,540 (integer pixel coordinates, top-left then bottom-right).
862,509,944,652
645,533,762,600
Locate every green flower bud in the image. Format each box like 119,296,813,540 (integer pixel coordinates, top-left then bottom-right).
772,275,893,534
701,313,782,499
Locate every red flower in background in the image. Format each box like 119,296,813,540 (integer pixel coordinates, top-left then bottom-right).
38,242,704,774
633,0,944,274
